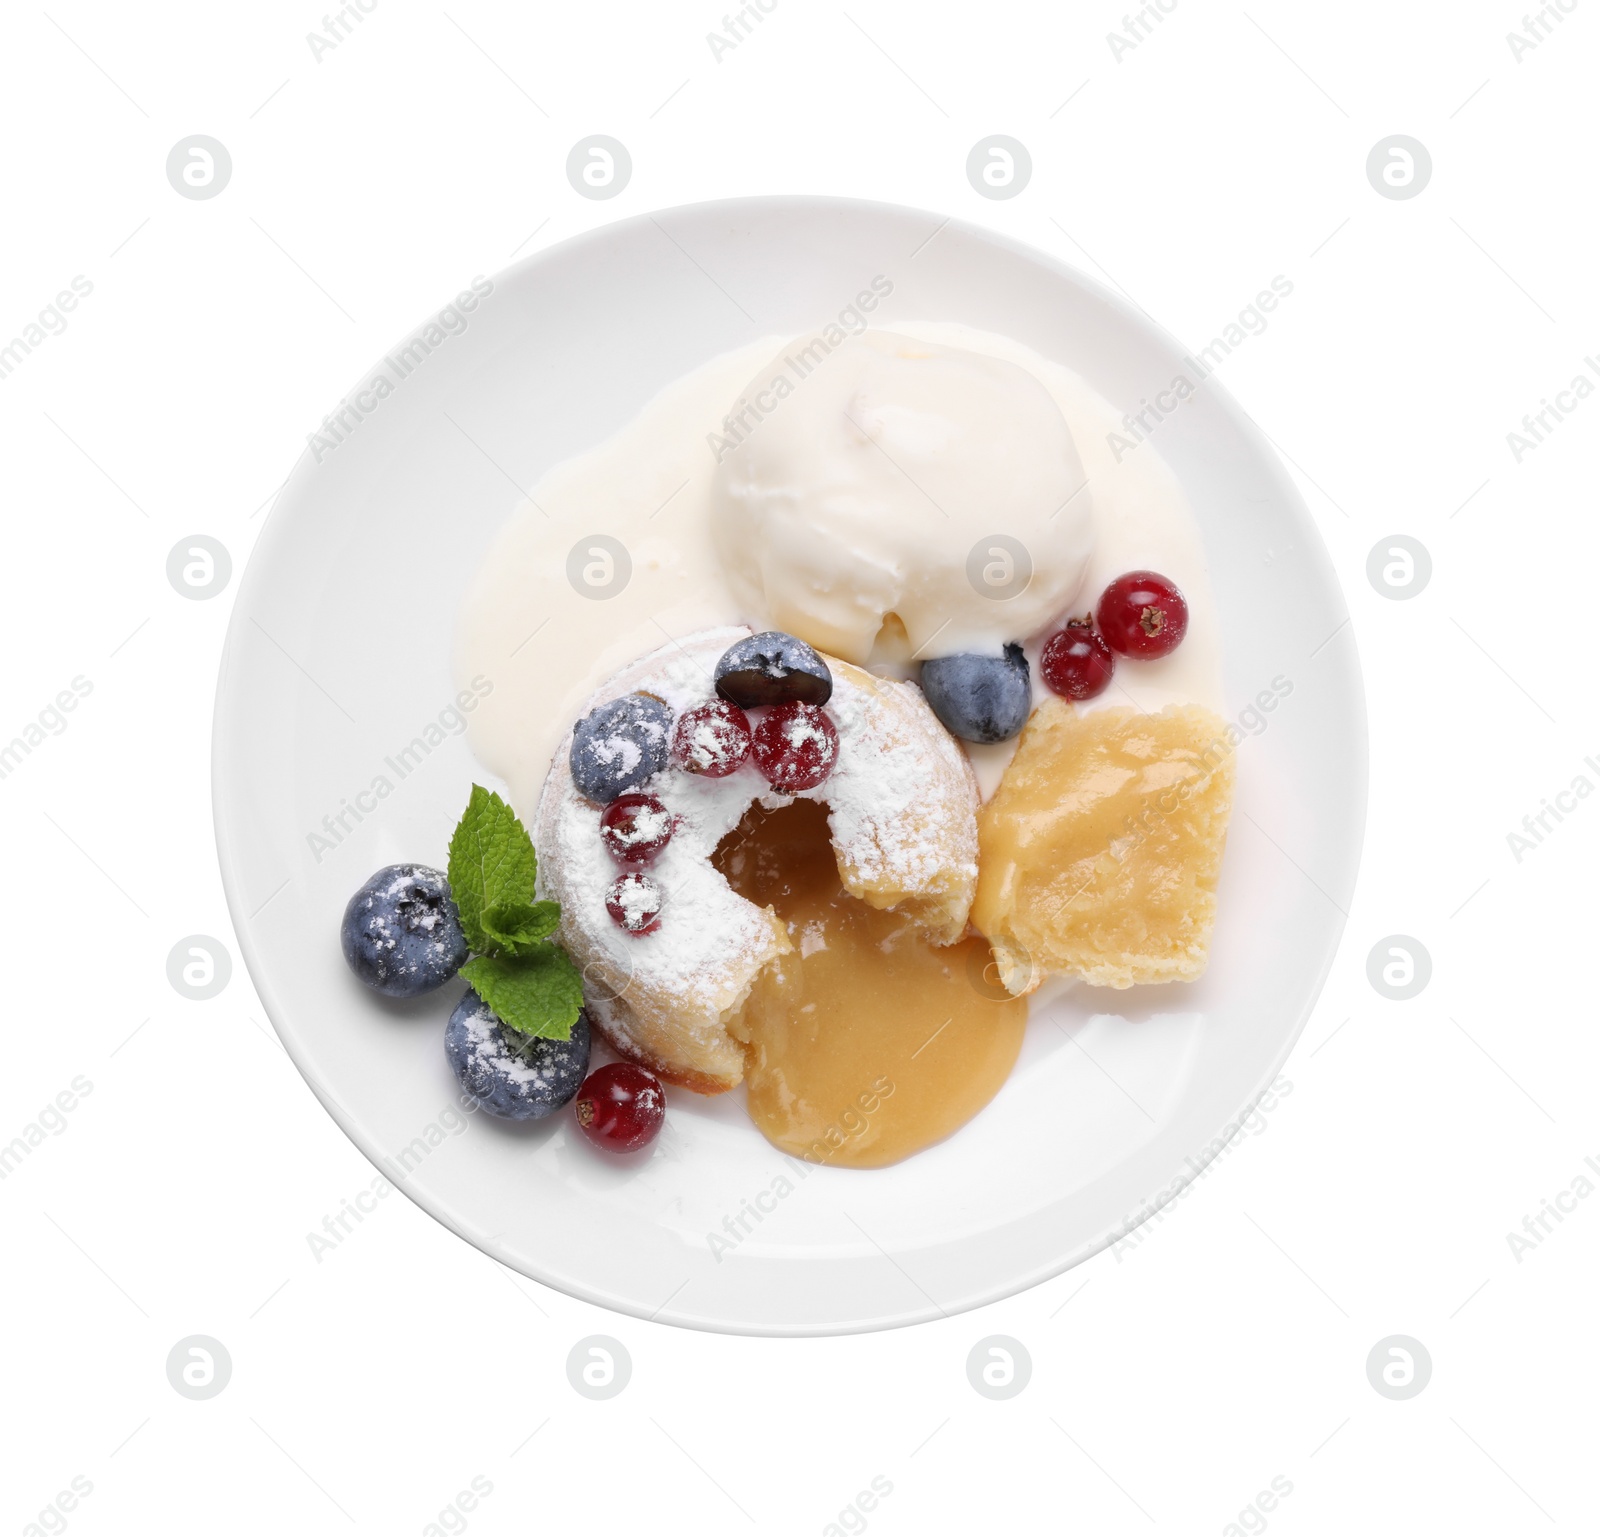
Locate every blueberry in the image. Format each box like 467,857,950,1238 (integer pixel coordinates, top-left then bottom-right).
341,863,469,998
714,631,833,708
446,989,591,1120
920,645,1032,744
569,692,674,802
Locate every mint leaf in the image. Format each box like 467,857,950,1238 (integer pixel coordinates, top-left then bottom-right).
447,785,538,954
461,949,584,1041
446,785,583,1033
480,899,561,957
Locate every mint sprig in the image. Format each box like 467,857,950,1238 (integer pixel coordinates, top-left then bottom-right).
447,784,539,953
447,785,582,1041
480,898,562,957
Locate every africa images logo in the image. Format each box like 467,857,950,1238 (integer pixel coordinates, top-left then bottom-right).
306,277,494,462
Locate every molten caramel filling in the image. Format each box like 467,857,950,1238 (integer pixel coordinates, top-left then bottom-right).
713,800,1026,1168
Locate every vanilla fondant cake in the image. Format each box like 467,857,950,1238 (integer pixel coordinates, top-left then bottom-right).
534,626,980,1092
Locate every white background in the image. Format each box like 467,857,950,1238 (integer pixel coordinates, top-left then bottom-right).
3,1,1597,1532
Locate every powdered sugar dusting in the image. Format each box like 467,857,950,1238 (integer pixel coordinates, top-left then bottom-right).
607,870,664,931
588,735,643,774
603,800,674,857
673,702,750,776
457,996,561,1089
786,711,834,759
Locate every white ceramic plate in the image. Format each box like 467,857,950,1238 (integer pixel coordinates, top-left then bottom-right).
214,196,1365,1335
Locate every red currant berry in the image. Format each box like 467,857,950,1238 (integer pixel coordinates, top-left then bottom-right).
574,1062,665,1152
1096,570,1188,659
751,703,839,793
1040,618,1116,700
598,793,675,866
671,699,751,777
604,871,663,935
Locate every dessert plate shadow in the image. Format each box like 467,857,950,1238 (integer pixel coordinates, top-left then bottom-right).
213,195,1365,1335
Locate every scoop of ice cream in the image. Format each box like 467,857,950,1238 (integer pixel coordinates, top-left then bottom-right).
709,329,1094,665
